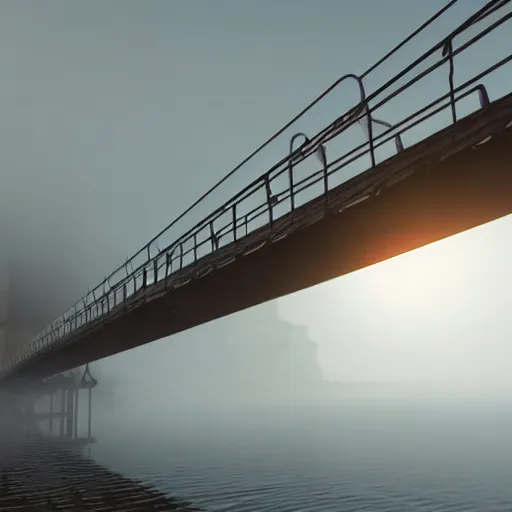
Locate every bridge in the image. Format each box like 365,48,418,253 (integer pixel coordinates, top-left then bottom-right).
1,0,511,387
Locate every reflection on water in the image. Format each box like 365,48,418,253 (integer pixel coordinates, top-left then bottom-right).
90,402,512,512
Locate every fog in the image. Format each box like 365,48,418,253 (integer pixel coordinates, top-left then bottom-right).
2,4,512,510
0,0,512,431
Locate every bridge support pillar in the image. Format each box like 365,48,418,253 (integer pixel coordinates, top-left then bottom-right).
59,389,65,436
48,391,54,435
65,388,74,439
18,366,99,447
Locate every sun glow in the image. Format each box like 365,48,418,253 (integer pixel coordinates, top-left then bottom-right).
279,216,512,384
368,236,470,310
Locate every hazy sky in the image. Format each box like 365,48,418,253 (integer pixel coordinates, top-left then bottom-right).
1,1,512,386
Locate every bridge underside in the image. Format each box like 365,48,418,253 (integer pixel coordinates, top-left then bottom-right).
3,96,512,386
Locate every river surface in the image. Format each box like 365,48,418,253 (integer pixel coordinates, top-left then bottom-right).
90,401,512,511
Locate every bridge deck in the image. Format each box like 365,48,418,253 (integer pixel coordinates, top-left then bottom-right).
4,93,512,384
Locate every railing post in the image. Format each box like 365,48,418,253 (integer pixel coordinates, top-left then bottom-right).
359,104,405,166
365,106,377,168
442,38,457,125
165,252,172,279
289,133,311,215
264,176,274,226
209,222,215,252
475,84,490,109
232,204,237,242
371,117,404,154
168,243,183,275
329,75,375,168
316,144,328,200
91,289,98,319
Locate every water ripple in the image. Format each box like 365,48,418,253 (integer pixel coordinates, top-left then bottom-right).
90,407,512,511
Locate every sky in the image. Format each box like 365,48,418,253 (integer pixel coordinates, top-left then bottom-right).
0,0,511,388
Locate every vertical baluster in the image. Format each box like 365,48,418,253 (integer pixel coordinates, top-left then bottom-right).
166,252,172,279
232,204,237,242
210,222,216,252
264,176,274,226
442,38,457,125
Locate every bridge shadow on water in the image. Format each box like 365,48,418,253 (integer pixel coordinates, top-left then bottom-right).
0,378,202,511
0,438,201,511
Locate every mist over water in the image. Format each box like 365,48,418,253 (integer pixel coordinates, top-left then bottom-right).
90,404,512,512
81,299,512,512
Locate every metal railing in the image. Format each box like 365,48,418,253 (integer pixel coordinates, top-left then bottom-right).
3,0,511,378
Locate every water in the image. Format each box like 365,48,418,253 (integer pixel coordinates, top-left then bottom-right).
88,401,512,511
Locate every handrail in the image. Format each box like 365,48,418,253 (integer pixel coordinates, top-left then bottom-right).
3,0,511,378
39,4,512,317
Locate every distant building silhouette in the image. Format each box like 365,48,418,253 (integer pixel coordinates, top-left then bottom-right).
152,301,324,403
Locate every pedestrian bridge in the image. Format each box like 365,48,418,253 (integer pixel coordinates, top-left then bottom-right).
1,0,511,386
